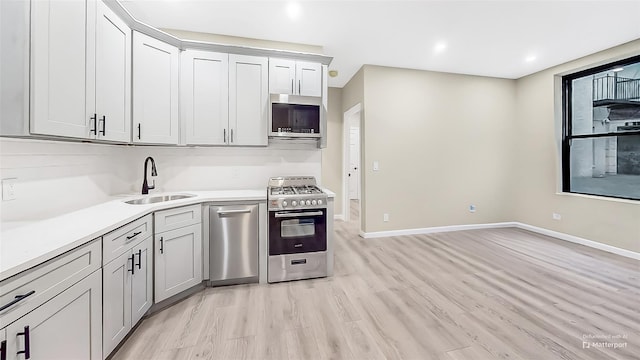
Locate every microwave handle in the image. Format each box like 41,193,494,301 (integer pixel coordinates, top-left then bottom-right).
275,211,323,218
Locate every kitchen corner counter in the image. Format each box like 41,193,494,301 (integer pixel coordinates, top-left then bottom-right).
0,190,266,282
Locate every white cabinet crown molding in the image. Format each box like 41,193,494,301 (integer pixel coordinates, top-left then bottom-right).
102,0,332,65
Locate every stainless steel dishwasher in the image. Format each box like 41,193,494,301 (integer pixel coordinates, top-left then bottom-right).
209,204,259,283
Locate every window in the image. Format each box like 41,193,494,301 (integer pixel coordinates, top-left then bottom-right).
562,55,640,200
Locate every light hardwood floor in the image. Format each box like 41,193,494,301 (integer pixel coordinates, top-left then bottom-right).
113,201,639,360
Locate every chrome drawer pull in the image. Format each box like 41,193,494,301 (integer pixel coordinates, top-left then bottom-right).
275,211,322,218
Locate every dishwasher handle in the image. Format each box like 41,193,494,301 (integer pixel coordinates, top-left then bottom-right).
217,209,252,215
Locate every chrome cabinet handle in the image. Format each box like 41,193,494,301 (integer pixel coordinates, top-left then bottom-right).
298,79,301,94
224,129,227,143
0,290,35,312
230,129,234,143
291,79,294,93
159,237,164,254
137,123,141,140
136,249,142,269
275,211,323,218
128,255,135,275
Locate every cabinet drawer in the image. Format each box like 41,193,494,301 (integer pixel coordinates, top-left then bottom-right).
154,204,202,233
103,214,152,264
0,239,101,326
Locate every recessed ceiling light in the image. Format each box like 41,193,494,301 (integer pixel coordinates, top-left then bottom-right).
612,67,624,72
525,55,537,62
434,42,447,53
286,2,301,20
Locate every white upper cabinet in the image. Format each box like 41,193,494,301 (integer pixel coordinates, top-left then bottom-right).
269,58,322,97
229,55,268,146
30,0,96,139
132,31,179,145
30,0,131,142
95,1,131,142
181,50,229,145
268,59,296,95
296,61,322,97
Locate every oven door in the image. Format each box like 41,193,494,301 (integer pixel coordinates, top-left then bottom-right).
269,209,327,255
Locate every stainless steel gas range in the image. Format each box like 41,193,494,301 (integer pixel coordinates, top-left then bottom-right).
267,176,331,283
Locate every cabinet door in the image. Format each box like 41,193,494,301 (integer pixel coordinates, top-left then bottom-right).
155,224,202,302
181,50,229,145
102,251,132,357
6,270,102,360
131,236,153,326
296,61,322,97
268,58,295,95
229,55,268,146
95,1,131,143
132,32,179,144
30,0,96,139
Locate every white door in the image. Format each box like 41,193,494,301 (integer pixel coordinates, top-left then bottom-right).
296,61,322,97
95,1,131,142
229,55,268,146
131,236,153,326
30,0,95,139
349,126,360,200
155,224,202,302
6,270,102,360
181,50,229,145
268,58,295,95
102,251,132,357
132,32,179,144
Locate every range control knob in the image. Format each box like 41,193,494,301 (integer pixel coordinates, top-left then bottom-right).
312,200,317,206
318,199,323,205
306,200,311,206
291,200,297,207
282,200,288,207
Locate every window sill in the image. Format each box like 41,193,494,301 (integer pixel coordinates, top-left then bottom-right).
555,192,639,205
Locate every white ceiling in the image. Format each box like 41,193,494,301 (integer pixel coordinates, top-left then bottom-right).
120,0,640,88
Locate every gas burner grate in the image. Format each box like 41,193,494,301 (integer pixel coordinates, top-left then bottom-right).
270,186,295,195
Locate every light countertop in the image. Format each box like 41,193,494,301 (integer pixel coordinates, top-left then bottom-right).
0,190,266,282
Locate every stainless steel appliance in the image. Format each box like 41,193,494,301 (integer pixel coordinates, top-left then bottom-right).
267,176,328,283
209,204,259,284
269,102,321,138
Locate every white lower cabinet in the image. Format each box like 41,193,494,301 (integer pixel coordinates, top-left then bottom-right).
4,270,102,360
103,236,152,358
154,205,203,303
154,223,202,303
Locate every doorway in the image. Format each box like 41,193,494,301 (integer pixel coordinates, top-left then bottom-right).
343,103,361,228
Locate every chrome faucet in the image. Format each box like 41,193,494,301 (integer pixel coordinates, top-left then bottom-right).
142,157,157,195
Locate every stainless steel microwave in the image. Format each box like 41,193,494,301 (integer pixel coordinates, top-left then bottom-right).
270,102,321,138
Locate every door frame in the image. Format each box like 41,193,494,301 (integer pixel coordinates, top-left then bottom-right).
343,103,362,226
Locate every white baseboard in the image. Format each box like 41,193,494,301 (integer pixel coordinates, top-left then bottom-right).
360,222,517,239
359,221,639,261
334,214,344,221
512,222,640,260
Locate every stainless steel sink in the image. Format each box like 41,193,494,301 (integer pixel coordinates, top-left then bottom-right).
124,194,195,205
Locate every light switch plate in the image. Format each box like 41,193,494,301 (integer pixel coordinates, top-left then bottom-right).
2,178,17,201
373,161,379,171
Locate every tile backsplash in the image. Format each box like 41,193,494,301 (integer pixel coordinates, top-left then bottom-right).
0,138,321,223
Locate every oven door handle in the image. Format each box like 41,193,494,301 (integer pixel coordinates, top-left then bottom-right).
275,211,323,218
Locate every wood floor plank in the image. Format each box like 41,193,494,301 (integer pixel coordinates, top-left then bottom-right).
112,202,640,360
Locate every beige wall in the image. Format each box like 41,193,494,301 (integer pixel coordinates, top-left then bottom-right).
161,29,323,54
322,87,344,216
361,65,517,232
513,39,640,252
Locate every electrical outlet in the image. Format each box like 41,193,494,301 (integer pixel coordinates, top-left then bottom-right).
383,213,389,222
552,213,562,220
469,204,476,213
2,178,17,201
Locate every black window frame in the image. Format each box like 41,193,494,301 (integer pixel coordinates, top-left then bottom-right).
562,54,640,201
